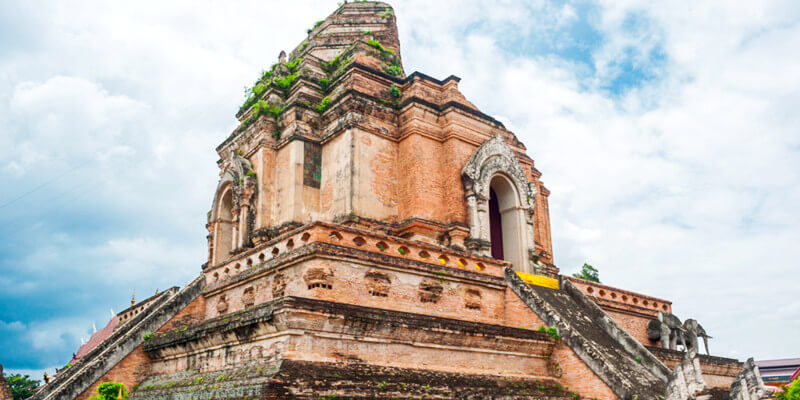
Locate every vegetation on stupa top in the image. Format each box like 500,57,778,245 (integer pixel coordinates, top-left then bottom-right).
239,57,303,114
237,100,283,132
365,39,402,76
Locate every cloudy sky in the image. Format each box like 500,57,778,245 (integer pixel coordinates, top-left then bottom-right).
1,0,799,378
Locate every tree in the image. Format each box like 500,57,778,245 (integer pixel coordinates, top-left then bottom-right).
4,374,40,400
573,263,600,283
87,382,128,400
776,378,800,400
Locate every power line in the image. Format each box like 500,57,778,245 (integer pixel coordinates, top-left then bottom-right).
0,160,90,210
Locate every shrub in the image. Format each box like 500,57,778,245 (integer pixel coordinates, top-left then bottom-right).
573,263,600,283
776,378,800,400
366,39,394,56
143,333,153,341
246,170,256,178
389,84,401,98
546,326,560,340
383,64,402,76
88,382,128,400
319,77,330,92
286,57,302,73
314,96,332,112
274,73,298,89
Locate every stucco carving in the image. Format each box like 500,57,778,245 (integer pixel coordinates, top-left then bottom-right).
462,135,536,207
208,150,258,264
729,358,770,400
461,135,538,272
665,349,710,400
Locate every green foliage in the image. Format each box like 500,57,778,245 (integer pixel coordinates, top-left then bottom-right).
573,263,600,283
300,42,308,50
4,374,40,400
537,326,546,333
319,77,330,92
777,378,800,400
286,57,302,73
88,382,128,400
143,333,153,341
321,51,354,76
313,96,332,113
246,170,257,178
546,326,560,340
274,72,299,90
362,30,372,35
62,363,73,370
252,83,268,97
634,356,642,363
383,64,402,76
308,20,324,34
389,84,401,98
378,9,393,18
366,39,395,56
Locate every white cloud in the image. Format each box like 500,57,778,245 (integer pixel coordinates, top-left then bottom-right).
0,0,798,368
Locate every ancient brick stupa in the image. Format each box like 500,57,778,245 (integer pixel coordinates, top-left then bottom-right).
34,3,763,400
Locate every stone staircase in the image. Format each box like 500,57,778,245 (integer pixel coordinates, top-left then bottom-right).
31,276,205,400
505,268,671,400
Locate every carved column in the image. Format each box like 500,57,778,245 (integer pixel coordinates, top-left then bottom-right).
238,204,249,249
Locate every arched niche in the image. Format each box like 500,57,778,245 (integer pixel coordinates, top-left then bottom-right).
462,135,538,273
214,184,235,265
207,150,258,266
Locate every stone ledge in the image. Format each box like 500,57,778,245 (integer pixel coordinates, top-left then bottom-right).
647,346,741,367
144,296,552,353
131,359,576,400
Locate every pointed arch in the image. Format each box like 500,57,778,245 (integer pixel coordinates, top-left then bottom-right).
462,135,538,273
207,150,258,266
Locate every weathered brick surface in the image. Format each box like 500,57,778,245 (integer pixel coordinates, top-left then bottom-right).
551,344,620,400
155,295,205,334
76,346,150,400
132,359,578,400
46,2,738,399
0,364,14,400
649,346,741,388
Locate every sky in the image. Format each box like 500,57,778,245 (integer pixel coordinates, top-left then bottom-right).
1,0,799,379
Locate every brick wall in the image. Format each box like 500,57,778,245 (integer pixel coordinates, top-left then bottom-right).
551,344,619,400
75,346,150,400
76,295,206,399
0,365,14,400
155,295,205,334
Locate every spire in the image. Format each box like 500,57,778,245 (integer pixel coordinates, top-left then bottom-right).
131,288,135,306
117,384,124,400
43,371,49,384
92,323,97,333
110,308,115,318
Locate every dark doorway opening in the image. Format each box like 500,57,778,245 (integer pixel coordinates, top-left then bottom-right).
489,188,504,259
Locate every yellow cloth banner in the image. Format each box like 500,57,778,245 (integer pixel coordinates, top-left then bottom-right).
516,272,559,289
